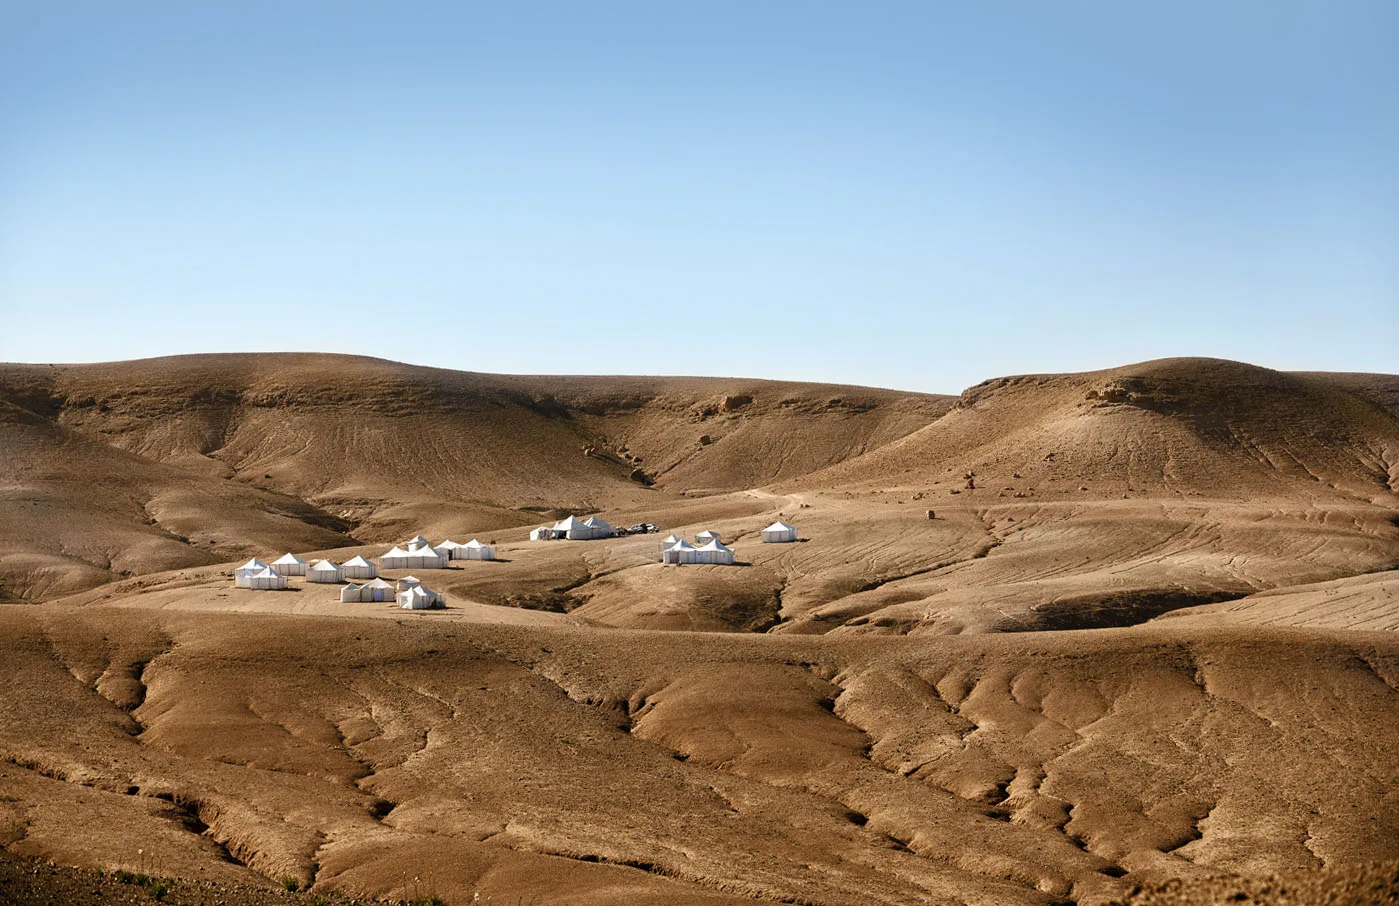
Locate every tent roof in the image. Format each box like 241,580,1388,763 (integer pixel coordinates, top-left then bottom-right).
383,546,411,558
272,553,306,565
764,521,797,532
408,535,430,544
583,516,611,527
669,540,697,551
662,535,680,543
237,558,268,571
254,567,281,578
696,529,719,537
435,539,461,548
464,538,486,547
342,555,373,567
697,539,731,551
308,559,340,570
553,516,586,530
364,578,394,589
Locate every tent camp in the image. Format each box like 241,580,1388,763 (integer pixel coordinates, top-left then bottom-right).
398,584,444,610
761,521,799,543
460,538,495,561
271,553,307,576
306,560,344,584
342,555,377,579
339,583,365,603
529,525,558,541
361,578,395,602
380,545,447,570
661,539,701,564
695,530,721,545
246,567,287,590
695,539,735,565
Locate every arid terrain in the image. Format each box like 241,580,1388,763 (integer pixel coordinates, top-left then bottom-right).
1,353,1397,905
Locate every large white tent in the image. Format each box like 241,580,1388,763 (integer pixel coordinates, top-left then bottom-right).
342,555,377,579
582,516,614,538
246,567,287,590
761,521,799,543
460,538,495,561
398,584,444,610
661,539,701,564
271,553,308,576
550,515,614,540
306,559,344,584
695,539,735,565
379,545,447,570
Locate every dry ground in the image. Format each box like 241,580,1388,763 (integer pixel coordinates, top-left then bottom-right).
1,354,1397,905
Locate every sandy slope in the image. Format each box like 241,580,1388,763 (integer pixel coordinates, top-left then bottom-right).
1,353,1398,904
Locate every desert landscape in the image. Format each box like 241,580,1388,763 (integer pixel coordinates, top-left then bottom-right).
0,353,1396,905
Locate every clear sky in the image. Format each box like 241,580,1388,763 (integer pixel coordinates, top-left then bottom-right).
1,1,1395,393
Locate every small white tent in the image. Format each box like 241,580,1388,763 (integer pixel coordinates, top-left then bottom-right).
530,525,557,541
340,583,365,603
271,553,307,576
398,584,444,610
661,539,701,564
695,530,721,545
695,539,735,565
362,578,395,602
435,539,464,559
247,567,287,590
397,576,421,591
761,521,799,543
306,559,344,584
660,534,681,549
342,555,377,579
234,558,269,587
460,538,495,561
406,535,432,552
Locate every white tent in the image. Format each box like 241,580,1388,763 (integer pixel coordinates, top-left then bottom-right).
398,584,444,610
530,525,557,541
397,576,421,591
661,534,681,549
582,516,614,538
340,583,365,603
661,539,701,564
306,559,344,584
362,578,396,602
406,535,432,552
379,545,447,570
552,515,590,539
342,555,377,579
761,521,799,543
247,567,287,590
234,558,270,587
695,539,735,565
271,553,307,576
695,530,721,545
460,538,495,560
435,539,464,559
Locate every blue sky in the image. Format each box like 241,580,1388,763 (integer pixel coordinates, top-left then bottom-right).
1,1,1395,392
